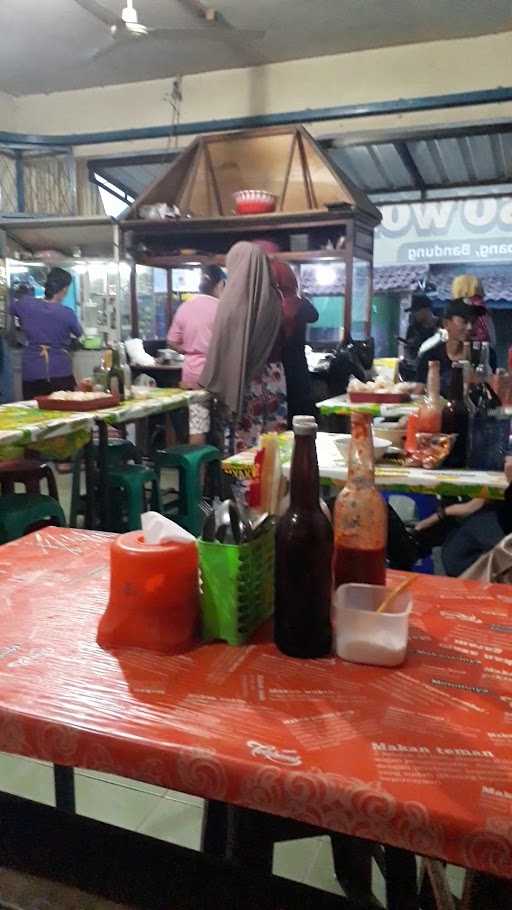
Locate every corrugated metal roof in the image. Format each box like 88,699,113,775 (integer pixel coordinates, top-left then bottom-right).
88,122,512,203
329,122,512,196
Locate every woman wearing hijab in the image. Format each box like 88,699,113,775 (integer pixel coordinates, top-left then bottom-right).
10,267,82,400
271,260,318,425
200,241,287,454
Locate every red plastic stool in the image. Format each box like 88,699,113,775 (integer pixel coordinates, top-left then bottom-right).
0,460,59,501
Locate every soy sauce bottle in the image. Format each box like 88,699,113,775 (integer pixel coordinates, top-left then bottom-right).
442,362,469,467
274,416,333,659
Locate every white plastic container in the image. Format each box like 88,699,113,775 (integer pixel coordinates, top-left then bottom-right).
334,583,412,667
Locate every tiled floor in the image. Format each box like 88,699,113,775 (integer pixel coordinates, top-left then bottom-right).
0,751,467,905
0,752,350,896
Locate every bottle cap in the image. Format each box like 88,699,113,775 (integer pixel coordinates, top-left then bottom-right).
293,415,317,436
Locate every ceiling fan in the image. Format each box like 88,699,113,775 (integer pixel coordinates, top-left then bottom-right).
74,0,265,60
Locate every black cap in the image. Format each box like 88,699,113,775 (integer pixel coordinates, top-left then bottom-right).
444,298,481,321
405,294,433,313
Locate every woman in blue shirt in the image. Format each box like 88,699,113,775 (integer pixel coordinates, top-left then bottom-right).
10,268,83,400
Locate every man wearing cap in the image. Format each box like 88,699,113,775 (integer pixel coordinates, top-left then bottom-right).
416,298,496,398
404,294,438,366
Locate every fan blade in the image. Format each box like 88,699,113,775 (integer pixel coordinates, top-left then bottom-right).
74,0,123,28
91,35,142,60
148,27,265,42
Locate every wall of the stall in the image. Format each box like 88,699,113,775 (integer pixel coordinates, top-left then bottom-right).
6,32,512,157
371,294,400,359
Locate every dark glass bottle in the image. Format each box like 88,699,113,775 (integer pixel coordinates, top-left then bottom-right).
274,416,333,659
108,344,125,401
441,363,469,467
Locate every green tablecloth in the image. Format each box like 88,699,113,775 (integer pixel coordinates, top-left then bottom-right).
0,406,92,461
222,433,508,500
318,394,419,418
93,389,209,426
0,390,209,460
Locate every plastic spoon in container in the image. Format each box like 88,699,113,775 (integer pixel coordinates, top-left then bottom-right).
376,576,414,614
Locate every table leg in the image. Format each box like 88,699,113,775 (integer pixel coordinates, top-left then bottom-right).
83,439,96,530
53,764,75,813
97,420,110,531
385,847,418,910
164,412,176,448
201,799,229,859
135,417,147,457
461,870,512,910
201,803,272,872
331,833,381,907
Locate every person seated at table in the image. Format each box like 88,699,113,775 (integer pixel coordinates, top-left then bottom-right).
415,299,496,399
388,458,512,576
200,241,287,455
10,268,83,401
402,295,438,374
167,265,226,445
271,260,318,425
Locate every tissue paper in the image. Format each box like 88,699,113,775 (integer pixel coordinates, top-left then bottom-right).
141,512,196,545
97,518,199,654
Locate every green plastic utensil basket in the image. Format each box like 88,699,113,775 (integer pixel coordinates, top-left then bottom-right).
198,528,275,645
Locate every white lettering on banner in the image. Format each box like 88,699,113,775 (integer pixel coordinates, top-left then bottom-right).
247,741,302,766
381,204,411,234
462,198,498,231
413,202,454,233
375,196,512,265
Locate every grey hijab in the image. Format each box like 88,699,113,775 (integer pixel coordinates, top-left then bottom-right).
200,241,282,417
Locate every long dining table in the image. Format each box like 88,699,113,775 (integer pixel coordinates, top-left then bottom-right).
0,526,511,908
222,432,508,501
0,389,209,529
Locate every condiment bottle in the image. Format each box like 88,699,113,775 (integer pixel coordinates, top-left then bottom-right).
274,416,333,659
108,343,126,401
334,413,387,588
417,360,442,433
476,341,493,384
119,343,132,399
441,363,469,467
469,342,500,413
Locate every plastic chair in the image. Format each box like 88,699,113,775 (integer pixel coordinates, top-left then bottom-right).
0,493,66,544
0,460,59,500
70,440,141,528
108,464,162,532
155,445,221,537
